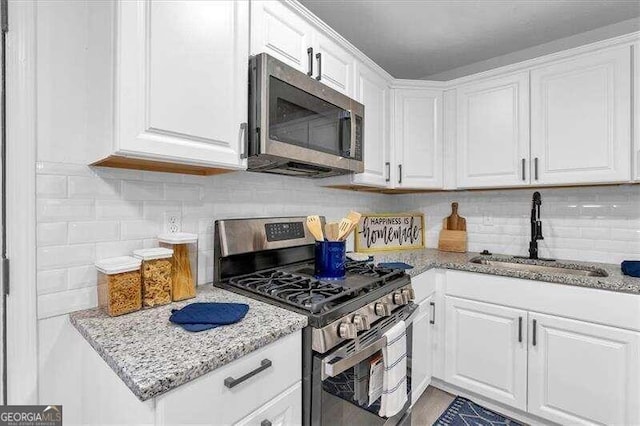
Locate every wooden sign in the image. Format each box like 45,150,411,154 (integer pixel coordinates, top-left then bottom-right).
355,213,425,252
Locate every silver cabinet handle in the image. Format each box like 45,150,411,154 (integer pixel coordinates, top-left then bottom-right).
521,158,526,181
534,157,539,180
532,319,537,346
398,164,402,184
224,359,272,388
385,162,390,182
240,122,248,159
429,301,435,325
307,47,313,76
518,316,522,342
316,52,322,81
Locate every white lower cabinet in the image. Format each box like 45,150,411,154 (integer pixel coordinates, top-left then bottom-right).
235,382,302,426
528,313,640,425
444,297,528,410
155,331,302,425
411,294,435,406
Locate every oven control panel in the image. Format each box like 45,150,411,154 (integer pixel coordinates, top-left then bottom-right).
265,221,305,242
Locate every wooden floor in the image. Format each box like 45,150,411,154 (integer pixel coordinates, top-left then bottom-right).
411,386,457,425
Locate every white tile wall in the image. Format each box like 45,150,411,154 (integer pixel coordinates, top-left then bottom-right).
35,161,640,319
35,162,389,319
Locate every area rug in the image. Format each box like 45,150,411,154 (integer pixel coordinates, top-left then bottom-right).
434,396,523,426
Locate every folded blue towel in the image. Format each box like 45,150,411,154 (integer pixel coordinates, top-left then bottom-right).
377,262,414,270
621,261,640,278
170,302,249,332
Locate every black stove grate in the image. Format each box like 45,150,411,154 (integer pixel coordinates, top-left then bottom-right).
225,261,405,314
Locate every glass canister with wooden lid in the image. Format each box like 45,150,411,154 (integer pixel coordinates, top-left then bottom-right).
95,256,142,316
158,233,198,301
133,247,174,308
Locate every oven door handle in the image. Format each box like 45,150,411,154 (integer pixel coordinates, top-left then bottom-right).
323,336,387,379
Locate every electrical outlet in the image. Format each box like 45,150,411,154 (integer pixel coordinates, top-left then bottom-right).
164,211,182,233
483,214,494,226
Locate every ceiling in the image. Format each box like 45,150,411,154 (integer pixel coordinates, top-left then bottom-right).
299,1,640,79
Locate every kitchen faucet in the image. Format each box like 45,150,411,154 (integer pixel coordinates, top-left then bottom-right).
528,191,543,259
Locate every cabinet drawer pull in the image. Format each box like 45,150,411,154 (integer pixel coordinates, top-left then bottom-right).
240,122,248,159
521,158,525,181
385,162,390,182
316,52,322,81
429,301,435,325
532,319,537,346
307,47,313,77
518,316,522,342
224,359,272,388
261,420,272,426
398,164,402,184
534,157,539,180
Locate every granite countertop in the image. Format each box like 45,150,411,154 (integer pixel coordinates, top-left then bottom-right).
70,286,308,401
372,248,640,295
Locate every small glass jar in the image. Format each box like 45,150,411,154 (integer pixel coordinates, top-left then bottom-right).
158,233,198,301
133,248,174,308
95,256,142,317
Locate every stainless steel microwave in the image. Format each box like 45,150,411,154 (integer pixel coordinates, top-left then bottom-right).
248,53,364,178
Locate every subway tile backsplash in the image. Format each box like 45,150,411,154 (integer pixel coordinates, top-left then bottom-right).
35,161,640,319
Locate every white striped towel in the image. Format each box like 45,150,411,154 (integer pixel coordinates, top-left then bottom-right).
379,320,407,418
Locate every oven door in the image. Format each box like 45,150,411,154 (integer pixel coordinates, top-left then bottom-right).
311,304,417,426
250,53,364,173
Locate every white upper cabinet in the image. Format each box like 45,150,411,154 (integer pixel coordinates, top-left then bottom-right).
250,1,314,75
445,296,528,411
528,313,640,425
352,63,391,187
456,72,530,188
313,32,355,96
530,46,632,185
111,0,248,170
394,88,443,188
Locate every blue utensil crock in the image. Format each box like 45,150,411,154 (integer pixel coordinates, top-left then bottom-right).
314,240,346,280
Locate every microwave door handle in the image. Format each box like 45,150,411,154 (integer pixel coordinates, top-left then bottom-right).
349,109,356,159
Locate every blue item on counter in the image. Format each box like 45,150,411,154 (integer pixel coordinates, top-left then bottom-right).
169,302,249,332
377,262,414,270
621,261,640,278
315,240,346,280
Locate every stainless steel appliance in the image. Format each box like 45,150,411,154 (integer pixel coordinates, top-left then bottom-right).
214,217,416,426
248,53,365,178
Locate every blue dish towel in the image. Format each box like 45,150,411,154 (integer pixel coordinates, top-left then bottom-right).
621,261,640,278
170,302,249,332
377,262,414,270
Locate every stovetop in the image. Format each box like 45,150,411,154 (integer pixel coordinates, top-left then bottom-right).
218,260,408,325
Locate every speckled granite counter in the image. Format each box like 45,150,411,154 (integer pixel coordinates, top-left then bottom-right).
372,248,640,295
70,286,307,401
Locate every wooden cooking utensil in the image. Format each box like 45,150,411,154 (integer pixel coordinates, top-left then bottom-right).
325,222,340,241
337,218,355,241
306,215,324,241
347,211,362,226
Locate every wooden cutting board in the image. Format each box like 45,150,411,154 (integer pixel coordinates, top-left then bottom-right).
439,202,467,252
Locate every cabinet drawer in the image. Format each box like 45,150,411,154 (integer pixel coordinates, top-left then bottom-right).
235,382,302,426
156,331,302,425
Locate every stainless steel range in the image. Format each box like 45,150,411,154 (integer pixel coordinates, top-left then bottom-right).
214,217,416,426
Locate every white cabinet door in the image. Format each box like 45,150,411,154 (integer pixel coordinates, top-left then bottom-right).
411,294,434,406
394,89,443,189
530,46,631,185
116,1,247,169
250,1,314,75
445,297,528,410
528,313,640,426
313,33,355,96
456,72,530,188
352,63,390,187
235,382,301,426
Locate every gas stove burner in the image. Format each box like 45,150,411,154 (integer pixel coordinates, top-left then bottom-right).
345,260,393,277
228,270,350,313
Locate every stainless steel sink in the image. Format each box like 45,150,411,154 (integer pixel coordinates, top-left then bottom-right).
469,257,609,277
